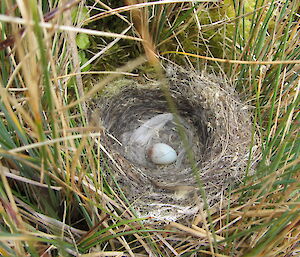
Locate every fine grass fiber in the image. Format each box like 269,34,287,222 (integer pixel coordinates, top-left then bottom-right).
0,0,299,257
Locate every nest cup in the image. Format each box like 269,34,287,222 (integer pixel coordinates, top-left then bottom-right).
92,65,257,222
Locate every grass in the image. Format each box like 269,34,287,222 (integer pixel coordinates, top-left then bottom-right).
0,0,299,256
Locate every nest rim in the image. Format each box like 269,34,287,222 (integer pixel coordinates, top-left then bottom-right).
90,65,259,222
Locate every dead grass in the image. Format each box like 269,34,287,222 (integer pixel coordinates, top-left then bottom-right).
0,0,299,256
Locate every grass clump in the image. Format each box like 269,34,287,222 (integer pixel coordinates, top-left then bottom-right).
0,0,299,256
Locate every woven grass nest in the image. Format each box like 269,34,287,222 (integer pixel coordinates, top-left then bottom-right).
91,65,258,222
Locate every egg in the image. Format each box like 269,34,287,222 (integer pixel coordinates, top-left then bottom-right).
148,143,177,165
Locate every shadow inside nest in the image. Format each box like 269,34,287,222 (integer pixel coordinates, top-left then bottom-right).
90,65,258,222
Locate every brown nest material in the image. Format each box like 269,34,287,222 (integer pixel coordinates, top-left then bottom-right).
91,65,259,222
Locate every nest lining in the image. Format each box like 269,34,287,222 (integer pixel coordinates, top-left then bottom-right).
91,65,258,222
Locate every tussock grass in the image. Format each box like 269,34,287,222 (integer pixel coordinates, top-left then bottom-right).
0,0,299,256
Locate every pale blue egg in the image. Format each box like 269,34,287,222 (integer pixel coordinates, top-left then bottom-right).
149,143,177,165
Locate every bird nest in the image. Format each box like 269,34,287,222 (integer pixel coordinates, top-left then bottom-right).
90,65,259,222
